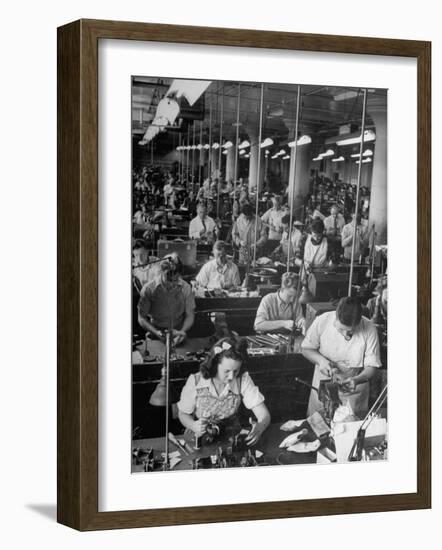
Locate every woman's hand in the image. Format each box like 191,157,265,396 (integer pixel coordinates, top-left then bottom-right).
192,418,208,437
245,422,266,446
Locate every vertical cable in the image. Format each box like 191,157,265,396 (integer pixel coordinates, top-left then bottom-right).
287,84,301,271
253,83,265,265
348,88,368,296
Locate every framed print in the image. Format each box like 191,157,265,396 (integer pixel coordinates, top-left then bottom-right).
57,19,431,530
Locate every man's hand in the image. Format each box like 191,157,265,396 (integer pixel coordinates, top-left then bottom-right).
340,377,357,393
318,357,334,377
282,320,295,331
296,317,306,332
192,418,208,437
172,329,186,346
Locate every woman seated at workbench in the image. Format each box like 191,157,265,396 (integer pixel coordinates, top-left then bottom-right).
177,337,271,446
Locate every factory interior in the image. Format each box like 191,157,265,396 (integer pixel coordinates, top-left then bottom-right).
131,77,388,472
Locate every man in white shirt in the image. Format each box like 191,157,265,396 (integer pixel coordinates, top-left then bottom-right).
341,213,369,261
189,203,218,243
254,272,305,333
301,296,381,418
232,203,267,265
302,218,328,269
196,240,241,290
261,195,285,253
324,204,346,262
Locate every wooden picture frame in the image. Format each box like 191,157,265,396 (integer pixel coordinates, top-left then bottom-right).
57,18,431,531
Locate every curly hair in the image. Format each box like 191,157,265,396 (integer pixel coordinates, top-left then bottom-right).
200,336,249,380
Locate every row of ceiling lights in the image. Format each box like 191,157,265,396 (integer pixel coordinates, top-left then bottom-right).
176,130,375,163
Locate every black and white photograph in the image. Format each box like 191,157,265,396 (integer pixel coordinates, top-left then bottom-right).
131,77,388,473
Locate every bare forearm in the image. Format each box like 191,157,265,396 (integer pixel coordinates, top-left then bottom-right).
178,410,196,431
352,366,377,384
253,403,271,427
138,314,161,336
302,347,327,366
255,319,288,332
180,312,195,333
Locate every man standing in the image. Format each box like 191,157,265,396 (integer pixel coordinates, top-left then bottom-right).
302,219,329,269
189,203,218,243
261,194,285,254
324,204,345,261
232,203,267,265
301,296,381,418
341,213,369,262
196,240,241,290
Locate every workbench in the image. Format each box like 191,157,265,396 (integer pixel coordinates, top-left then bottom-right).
132,423,319,473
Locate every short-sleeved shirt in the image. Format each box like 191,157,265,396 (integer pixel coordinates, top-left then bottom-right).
196,258,241,289
301,311,381,369
138,278,195,329
254,291,303,330
177,371,265,421
261,208,285,240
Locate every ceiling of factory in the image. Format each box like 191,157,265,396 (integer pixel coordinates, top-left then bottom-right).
131,77,387,156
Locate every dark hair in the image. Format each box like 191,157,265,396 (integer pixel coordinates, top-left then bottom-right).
310,219,325,234
281,214,291,225
200,337,248,379
133,239,148,250
213,240,226,253
241,203,253,217
336,297,362,327
161,253,183,275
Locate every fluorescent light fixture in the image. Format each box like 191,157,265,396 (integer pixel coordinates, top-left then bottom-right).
222,140,233,149
277,149,286,156
212,142,220,149
336,129,376,146
350,149,373,158
288,134,312,147
320,149,335,158
312,156,323,162
333,90,358,102
331,156,345,163
191,145,197,150
203,144,210,150
271,154,279,159
260,137,274,148
222,150,228,155
196,144,203,150
265,150,270,156
238,140,250,150
282,155,290,160
244,153,250,158
356,158,372,164
239,149,246,156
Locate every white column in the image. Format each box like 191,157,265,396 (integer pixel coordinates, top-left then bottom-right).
225,147,235,182
368,107,387,244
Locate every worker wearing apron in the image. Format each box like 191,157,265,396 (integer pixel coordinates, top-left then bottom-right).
177,337,271,446
301,297,382,420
